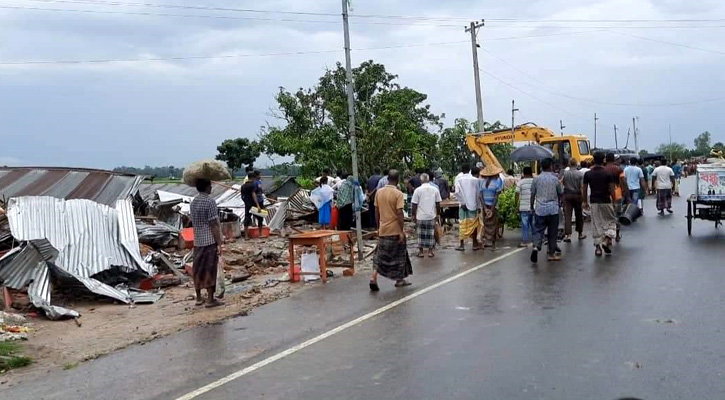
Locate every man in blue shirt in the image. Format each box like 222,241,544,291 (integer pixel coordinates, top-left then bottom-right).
624,158,647,211
671,160,682,196
530,158,563,263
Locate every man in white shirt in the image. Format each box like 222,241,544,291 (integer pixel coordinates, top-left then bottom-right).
315,169,341,189
411,173,442,258
454,164,482,251
651,160,675,215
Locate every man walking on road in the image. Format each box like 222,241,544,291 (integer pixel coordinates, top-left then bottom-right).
561,158,586,243
370,170,412,291
454,164,482,251
652,160,676,215
515,166,534,247
583,152,617,256
412,173,442,258
624,158,648,212
530,158,563,263
190,179,224,308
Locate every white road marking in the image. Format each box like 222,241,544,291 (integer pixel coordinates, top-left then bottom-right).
175,247,526,400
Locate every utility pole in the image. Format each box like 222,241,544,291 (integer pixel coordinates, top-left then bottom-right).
614,124,619,149
560,120,566,136
465,20,485,132
633,116,639,153
594,113,599,149
511,99,518,145
341,0,364,260
669,123,673,162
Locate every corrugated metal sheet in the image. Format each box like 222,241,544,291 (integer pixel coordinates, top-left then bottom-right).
139,182,228,202
7,196,150,278
0,167,143,206
0,246,32,288
28,262,79,319
288,189,316,215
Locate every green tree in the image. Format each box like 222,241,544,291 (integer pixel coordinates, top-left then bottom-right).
260,60,442,177
438,118,511,174
713,141,724,151
638,149,649,158
656,142,689,161
216,138,261,173
693,131,712,156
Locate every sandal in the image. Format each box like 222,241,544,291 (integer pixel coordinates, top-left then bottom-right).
416,252,425,258
394,280,412,287
205,300,224,308
595,245,603,257
428,252,435,258
578,234,587,240
194,299,204,306
602,244,612,255
454,246,465,252
369,281,380,292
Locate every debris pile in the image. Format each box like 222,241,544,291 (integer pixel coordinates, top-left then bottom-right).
0,311,29,342
0,196,159,319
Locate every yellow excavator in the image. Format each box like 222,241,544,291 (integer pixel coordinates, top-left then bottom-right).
466,123,594,170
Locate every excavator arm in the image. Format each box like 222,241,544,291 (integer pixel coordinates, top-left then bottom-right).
465,123,557,169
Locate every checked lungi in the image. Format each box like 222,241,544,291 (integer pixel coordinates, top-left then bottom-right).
374,236,413,281
416,219,436,249
656,189,672,211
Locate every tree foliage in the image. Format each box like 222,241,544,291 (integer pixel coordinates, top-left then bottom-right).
693,131,712,156
216,138,261,172
656,142,689,161
438,118,511,174
260,60,442,177
113,165,183,179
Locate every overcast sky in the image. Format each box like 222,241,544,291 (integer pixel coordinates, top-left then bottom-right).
1,0,723,168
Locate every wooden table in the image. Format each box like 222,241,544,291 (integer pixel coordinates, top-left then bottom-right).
288,230,355,283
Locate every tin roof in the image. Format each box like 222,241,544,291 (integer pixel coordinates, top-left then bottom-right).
0,167,144,206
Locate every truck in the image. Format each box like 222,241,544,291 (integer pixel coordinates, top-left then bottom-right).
465,123,593,170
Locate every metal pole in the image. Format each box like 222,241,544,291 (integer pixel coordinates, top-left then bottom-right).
614,124,618,149
594,113,599,149
341,0,364,260
633,117,639,153
511,99,518,144
560,120,565,136
669,124,673,162
466,21,485,132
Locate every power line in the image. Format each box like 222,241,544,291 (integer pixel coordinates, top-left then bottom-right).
5,5,725,29
479,68,591,123
0,5,462,26
608,30,725,56
0,40,469,66
481,48,725,106
18,0,725,24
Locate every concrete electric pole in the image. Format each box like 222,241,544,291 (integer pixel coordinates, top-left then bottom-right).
465,20,485,132
511,99,518,145
560,120,566,136
614,124,619,149
594,113,599,149
341,0,364,260
633,117,639,153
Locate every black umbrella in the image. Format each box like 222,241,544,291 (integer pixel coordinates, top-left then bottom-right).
510,144,554,162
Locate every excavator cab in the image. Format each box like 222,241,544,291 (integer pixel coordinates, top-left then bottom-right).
540,137,592,170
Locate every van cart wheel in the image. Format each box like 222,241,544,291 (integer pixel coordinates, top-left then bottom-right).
687,201,693,236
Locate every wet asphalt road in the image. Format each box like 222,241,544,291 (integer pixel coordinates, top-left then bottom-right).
4,178,725,399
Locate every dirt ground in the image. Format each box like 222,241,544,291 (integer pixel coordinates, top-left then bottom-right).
0,232,370,383
0,223,453,385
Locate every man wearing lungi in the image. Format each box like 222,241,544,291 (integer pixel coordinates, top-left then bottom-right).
411,173,442,258
370,170,413,291
191,179,224,308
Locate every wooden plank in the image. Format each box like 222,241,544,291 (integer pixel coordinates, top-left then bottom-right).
156,253,189,281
